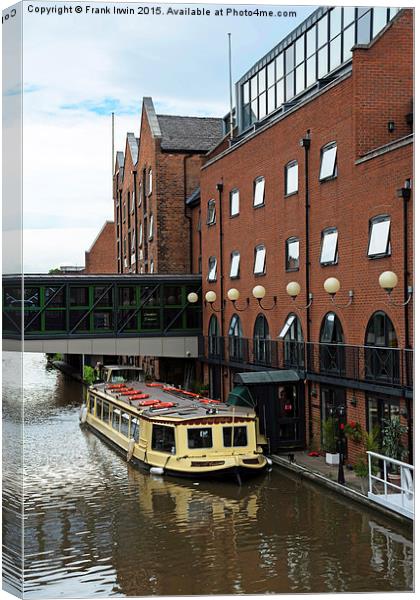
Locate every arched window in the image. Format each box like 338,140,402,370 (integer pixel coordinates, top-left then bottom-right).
228,314,244,361
208,315,220,357
319,312,345,375
253,314,271,365
279,313,304,367
365,311,399,383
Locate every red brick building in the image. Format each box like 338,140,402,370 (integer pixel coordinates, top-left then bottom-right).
83,221,117,274
114,97,223,276
198,7,413,464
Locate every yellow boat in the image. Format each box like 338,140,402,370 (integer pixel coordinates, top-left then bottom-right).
80,366,268,480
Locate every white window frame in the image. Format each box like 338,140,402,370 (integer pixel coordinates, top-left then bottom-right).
207,199,216,225
150,259,154,273
254,244,266,275
320,228,338,265
131,191,135,213
368,215,391,258
320,142,337,180
230,189,240,217
286,237,300,271
131,230,136,252
285,161,298,195
208,256,217,282
148,214,154,240
279,314,296,339
148,168,153,196
253,176,265,207
138,223,143,247
230,251,240,279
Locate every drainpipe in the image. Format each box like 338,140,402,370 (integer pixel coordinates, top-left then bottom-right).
399,181,412,463
118,189,123,272
301,130,312,442
132,170,138,273
216,181,225,402
183,155,193,272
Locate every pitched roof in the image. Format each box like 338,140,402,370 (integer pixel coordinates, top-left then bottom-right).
156,115,224,152
127,133,139,164
185,186,200,206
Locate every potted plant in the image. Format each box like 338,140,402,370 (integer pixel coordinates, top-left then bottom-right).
354,427,380,492
344,420,363,444
381,417,408,482
322,417,339,465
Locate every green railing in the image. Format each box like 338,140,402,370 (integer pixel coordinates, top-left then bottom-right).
2,274,202,339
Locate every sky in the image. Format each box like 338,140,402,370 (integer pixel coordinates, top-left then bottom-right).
3,1,320,272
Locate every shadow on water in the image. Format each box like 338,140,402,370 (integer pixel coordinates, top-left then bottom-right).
2,353,414,598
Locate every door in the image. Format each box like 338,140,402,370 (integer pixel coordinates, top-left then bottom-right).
321,386,347,455
209,365,221,400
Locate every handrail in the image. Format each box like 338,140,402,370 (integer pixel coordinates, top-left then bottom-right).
367,451,415,470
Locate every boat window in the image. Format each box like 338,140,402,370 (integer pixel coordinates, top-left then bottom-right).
152,425,176,453
131,417,140,442
223,426,248,447
112,407,121,431
88,394,95,415
102,402,110,423
109,369,145,383
120,413,130,438
187,428,213,449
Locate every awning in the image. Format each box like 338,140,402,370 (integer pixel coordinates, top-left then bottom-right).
234,370,301,385
227,385,255,408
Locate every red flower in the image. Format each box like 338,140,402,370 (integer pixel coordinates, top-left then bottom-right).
350,420,356,428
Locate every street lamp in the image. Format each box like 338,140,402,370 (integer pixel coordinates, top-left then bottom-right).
379,271,413,306
227,288,249,311
252,285,277,311
323,277,354,308
286,281,313,309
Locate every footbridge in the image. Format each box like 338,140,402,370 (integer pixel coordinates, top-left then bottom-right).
2,274,202,357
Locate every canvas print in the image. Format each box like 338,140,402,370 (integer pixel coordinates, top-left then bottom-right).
2,1,414,598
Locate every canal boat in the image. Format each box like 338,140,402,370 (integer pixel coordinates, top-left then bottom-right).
81,366,267,480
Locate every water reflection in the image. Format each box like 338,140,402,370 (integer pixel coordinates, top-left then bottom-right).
2,354,414,597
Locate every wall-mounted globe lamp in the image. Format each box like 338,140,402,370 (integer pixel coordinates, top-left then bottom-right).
323,277,354,308
252,285,277,311
286,281,313,309
227,288,249,311
379,271,412,306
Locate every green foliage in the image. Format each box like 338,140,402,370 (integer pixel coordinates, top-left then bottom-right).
354,426,380,478
53,353,63,362
48,268,61,274
381,417,408,462
322,417,338,454
83,365,96,385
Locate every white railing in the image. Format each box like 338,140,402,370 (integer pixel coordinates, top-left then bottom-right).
367,451,414,520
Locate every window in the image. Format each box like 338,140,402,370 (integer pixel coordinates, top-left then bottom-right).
286,237,299,271
88,394,95,415
148,168,153,195
320,312,344,344
223,426,248,447
254,244,266,275
320,312,345,375
120,413,130,438
253,176,265,207
368,215,391,258
138,180,143,206
279,313,304,368
319,142,337,180
150,259,154,274
131,191,135,213
285,161,298,195
208,315,220,357
207,199,216,225
102,402,110,423
148,214,154,240
131,417,140,442
365,312,399,384
112,407,121,431
230,189,240,216
320,228,338,265
230,251,240,279
131,231,136,252
139,223,143,247
188,428,213,449
253,314,270,365
208,256,217,282
228,314,244,361
152,425,175,453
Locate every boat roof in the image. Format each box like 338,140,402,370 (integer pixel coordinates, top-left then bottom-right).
103,365,144,371
91,381,255,422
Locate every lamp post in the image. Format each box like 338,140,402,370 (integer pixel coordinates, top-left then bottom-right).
337,405,346,485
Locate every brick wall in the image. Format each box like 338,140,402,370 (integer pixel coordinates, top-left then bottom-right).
84,221,117,274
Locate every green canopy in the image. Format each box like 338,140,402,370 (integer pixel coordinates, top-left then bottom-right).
234,370,300,385
227,385,255,408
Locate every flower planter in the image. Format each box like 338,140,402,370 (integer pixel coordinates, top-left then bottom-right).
326,452,340,465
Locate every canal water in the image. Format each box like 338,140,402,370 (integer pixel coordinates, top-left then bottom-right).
3,354,414,597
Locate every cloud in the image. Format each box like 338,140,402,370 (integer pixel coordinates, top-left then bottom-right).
60,97,139,116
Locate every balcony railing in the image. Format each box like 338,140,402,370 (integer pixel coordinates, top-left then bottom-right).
200,336,412,390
